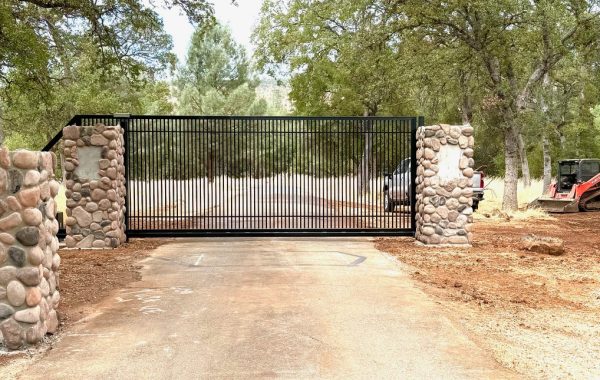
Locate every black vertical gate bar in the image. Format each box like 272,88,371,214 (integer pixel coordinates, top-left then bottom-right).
266,118,270,229
257,118,262,230
288,119,292,229
337,119,340,229
266,117,270,230
327,120,331,230
156,118,161,230
242,119,246,230
186,119,191,229
170,118,176,230
403,119,408,229
202,118,207,230
401,119,405,229
180,118,185,230
131,118,137,231
309,119,314,229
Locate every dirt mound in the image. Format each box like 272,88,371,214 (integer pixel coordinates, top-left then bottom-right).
521,234,565,255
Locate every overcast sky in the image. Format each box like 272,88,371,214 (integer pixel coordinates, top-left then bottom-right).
159,0,264,64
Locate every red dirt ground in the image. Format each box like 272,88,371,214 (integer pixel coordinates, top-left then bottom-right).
56,239,171,326
376,213,600,379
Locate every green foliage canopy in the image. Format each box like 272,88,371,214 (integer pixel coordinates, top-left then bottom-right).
175,23,267,115
255,0,415,116
0,0,215,148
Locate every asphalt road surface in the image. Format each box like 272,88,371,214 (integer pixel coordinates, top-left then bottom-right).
5,238,517,379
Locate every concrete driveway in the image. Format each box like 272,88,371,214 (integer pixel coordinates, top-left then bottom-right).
6,238,516,379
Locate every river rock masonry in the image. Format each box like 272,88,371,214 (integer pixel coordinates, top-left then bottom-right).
0,149,61,350
62,124,126,249
415,124,475,246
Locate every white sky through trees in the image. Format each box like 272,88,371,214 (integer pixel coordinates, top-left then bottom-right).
159,0,264,64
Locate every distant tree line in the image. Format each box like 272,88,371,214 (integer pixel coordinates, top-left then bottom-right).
127,118,412,181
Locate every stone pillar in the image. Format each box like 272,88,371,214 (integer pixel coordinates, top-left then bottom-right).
0,149,61,350
62,124,126,249
415,124,475,246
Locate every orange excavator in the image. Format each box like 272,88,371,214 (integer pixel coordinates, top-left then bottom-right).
530,159,600,213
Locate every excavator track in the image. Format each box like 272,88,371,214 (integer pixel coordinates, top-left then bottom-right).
580,187,600,211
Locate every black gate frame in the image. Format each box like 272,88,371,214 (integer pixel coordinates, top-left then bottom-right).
44,114,423,238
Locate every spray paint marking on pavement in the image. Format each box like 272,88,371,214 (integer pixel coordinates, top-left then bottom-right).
139,306,165,315
171,287,193,295
194,254,204,266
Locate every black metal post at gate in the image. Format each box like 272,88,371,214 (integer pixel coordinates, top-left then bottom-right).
411,116,425,234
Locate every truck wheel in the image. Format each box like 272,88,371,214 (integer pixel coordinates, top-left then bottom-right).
384,192,394,212
403,192,411,206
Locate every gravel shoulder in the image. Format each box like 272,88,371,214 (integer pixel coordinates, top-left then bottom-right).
376,213,600,379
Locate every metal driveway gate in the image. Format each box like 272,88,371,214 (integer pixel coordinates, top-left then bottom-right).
57,115,419,237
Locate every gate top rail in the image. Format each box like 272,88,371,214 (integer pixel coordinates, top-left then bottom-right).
42,114,419,152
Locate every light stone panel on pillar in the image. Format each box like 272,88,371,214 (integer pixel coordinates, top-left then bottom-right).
0,149,61,350
62,124,126,249
415,124,475,246
74,147,102,180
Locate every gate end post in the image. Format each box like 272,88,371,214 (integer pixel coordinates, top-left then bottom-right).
414,124,475,246
61,122,128,249
117,114,130,243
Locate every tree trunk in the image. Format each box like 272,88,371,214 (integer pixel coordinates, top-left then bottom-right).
542,134,552,193
357,110,373,195
540,73,552,193
517,132,531,187
503,127,520,211
459,70,473,124
557,128,566,149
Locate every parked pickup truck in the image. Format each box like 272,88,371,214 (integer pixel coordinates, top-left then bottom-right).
472,171,485,210
383,158,485,212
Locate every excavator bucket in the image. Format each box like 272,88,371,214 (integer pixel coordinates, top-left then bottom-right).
529,159,600,213
529,197,580,213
